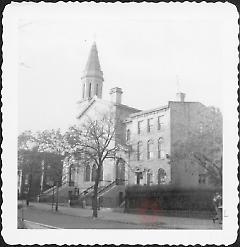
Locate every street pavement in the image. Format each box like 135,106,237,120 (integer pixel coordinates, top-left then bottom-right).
18,207,157,229
18,201,222,229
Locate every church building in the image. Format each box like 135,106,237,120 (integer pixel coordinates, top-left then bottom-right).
59,41,212,207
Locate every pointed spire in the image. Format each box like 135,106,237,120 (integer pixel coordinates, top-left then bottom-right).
81,41,104,100
84,42,102,77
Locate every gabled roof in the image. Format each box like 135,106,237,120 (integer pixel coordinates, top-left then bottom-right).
76,97,97,119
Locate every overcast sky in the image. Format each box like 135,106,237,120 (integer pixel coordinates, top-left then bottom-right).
15,3,237,133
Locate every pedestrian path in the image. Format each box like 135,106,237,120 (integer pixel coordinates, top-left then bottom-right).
25,202,221,229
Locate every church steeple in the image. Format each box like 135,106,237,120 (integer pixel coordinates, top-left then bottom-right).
81,42,104,100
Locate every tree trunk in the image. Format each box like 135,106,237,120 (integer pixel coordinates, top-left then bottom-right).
92,164,101,218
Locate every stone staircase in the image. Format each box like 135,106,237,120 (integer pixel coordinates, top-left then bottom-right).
38,181,77,203
70,180,126,208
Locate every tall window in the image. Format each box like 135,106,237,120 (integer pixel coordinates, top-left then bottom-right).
96,84,98,97
199,122,204,134
126,129,131,142
158,138,164,159
128,145,132,159
158,116,164,130
147,139,154,159
89,83,92,98
91,164,97,181
85,164,91,182
137,141,143,161
158,168,167,184
82,83,85,99
147,118,154,132
24,174,29,185
138,121,143,134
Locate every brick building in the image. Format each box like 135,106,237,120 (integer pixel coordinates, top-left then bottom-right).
124,99,211,188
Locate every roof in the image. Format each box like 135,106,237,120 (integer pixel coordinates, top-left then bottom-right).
115,103,141,113
83,42,103,77
124,105,169,121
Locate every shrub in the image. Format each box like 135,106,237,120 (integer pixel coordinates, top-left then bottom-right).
125,185,221,211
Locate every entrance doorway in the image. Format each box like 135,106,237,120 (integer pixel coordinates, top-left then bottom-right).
147,172,152,186
136,172,143,185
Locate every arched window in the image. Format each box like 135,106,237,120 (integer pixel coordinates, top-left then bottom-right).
147,139,154,159
89,83,92,98
158,168,167,184
85,164,91,182
158,138,164,159
126,129,131,142
91,164,97,181
137,141,143,161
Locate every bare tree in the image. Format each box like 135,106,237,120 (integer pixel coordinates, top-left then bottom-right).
64,112,125,217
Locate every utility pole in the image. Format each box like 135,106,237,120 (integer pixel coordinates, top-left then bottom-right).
51,183,55,211
55,181,59,212
21,196,24,222
40,160,45,193
26,170,32,206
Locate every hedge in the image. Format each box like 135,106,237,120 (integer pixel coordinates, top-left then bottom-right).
125,185,221,211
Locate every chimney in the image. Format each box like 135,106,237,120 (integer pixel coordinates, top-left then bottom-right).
176,92,186,102
110,87,123,104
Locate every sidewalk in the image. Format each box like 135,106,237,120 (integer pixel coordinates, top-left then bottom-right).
24,202,221,229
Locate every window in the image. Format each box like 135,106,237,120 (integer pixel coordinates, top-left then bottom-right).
137,121,143,134
137,141,143,161
158,138,165,159
85,165,91,182
158,168,167,184
199,122,204,134
96,84,98,96
158,116,164,130
147,139,154,159
147,118,154,132
91,164,97,181
82,83,85,99
128,145,132,159
89,83,92,98
198,174,207,184
24,174,29,185
126,129,131,142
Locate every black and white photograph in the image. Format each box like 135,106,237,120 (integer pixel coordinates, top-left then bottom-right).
2,2,238,245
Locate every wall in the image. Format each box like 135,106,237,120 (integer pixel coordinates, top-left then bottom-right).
169,101,213,188
126,107,171,185
73,99,140,188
